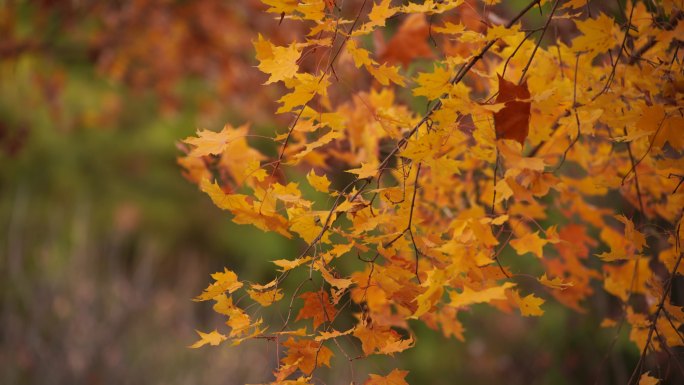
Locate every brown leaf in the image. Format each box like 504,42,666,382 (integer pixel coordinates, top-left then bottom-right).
493,74,531,145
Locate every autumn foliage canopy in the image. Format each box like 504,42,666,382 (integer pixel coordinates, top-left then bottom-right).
178,0,684,384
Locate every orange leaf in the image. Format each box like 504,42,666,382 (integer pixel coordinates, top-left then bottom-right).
379,14,433,66
281,337,333,374
353,321,412,356
510,231,548,259
296,291,337,329
364,369,410,385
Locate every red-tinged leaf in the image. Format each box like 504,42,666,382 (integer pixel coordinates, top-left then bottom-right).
379,14,433,66
493,74,531,145
295,291,337,329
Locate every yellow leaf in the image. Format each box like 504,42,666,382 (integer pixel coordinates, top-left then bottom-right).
307,169,331,192
538,274,573,290
261,0,299,14
188,329,227,348
367,63,406,86
491,215,509,226
470,218,499,247
639,372,660,385
277,73,331,114
195,268,243,301
512,291,545,317
288,208,323,243
200,179,292,238
401,0,464,14
432,21,466,35
247,288,284,306
605,258,651,301
314,260,354,290
485,24,520,41
449,282,516,308
183,124,247,157
292,130,343,162
282,337,333,374
413,65,452,100
297,0,327,20
571,13,618,59
510,231,548,259
254,35,300,84
378,334,415,356
367,0,396,28
347,40,375,68
412,269,446,318
272,256,312,272
314,328,354,341
346,162,379,179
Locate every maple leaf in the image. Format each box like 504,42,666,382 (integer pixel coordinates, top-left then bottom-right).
200,179,292,238
272,256,312,272
353,321,411,356
379,14,433,66
365,0,396,29
571,13,618,59
432,21,466,35
314,328,354,342
195,268,243,301
367,62,406,86
401,0,464,14
347,40,375,68
315,260,353,290
378,334,415,355
177,0,684,380
261,0,299,15
306,169,330,192
449,282,516,308
346,162,379,179
189,329,227,348
183,124,248,157
511,290,545,317
493,74,531,145
486,24,520,41
604,259,650,301
277,73,331,114
247,288,284,306
288,207,324,243
296,291,337,329
281,337,333,374
254,35,301,84
413,65,452,100
510,231,548,259
538,274,573,290
364,369,410,385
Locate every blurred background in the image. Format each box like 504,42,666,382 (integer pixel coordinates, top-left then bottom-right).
0,1,658,384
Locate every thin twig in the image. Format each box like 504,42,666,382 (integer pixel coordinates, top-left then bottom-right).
518,0,561,84
627,225,684,384
592,2,636,100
